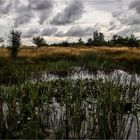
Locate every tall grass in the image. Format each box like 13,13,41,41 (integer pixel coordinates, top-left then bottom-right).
1,46,140,76
0,77,139,139
1,46,140,59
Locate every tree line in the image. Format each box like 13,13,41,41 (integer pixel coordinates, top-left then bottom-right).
1,30,140,58
50,31,140,47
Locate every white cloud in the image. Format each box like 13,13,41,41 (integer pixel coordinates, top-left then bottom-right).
0,0,140,45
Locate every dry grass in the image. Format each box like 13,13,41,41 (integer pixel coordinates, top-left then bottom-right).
1,46,140,61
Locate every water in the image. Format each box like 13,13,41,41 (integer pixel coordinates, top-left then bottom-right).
39,68,140,86
41,97,140,139
2,68,140,139
38,68,140,139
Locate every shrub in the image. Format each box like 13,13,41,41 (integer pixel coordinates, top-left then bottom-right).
9,30,22,58
110,34,139,47
32,36,46,47
87,38,93,46
0,37,4,43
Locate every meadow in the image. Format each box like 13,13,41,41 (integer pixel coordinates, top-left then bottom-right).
1,46,140,59
0,46,140,139
1,46,140,74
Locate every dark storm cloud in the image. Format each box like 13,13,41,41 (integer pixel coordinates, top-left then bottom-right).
85,0,122,12
23,28,40,38
41,26,58,36
14,2,34,27
29,0,53,10
55,31,65,37
65,26,95,37
51,0,84,25
38,9,52,24
112,10,122,18
128,15,140,25
55,26,95,37
108,1,140,38
90,0,122,3
14,12,34,28
115,13,140,26
0,0,11,15
110,1,140,36
117,25,140,37
14,0,54,27
29,0,54,24
111,3,140,29
108,21,118,31
129,0,140,14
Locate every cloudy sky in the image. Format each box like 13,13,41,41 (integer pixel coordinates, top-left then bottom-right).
0,0,140,45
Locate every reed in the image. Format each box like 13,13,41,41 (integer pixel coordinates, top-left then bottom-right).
0,77,139,139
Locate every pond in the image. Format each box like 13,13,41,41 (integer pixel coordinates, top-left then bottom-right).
37,67,140,85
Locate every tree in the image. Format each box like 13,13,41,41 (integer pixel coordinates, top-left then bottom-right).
93,31,104,42
112,35,118,41
32,36,46,47
93,31,98,42
0,37,4,43
78,37,84,44
128,34,138,47
93,31,105,46
61,41,69,47
9,30,22,58
98,32,105,42
87,38,93,46
110,34,139,47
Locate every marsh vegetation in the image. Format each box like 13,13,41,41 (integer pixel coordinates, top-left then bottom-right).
1,75,140,139
0,51,140,139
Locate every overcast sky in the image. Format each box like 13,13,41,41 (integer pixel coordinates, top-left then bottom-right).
0,0,140,45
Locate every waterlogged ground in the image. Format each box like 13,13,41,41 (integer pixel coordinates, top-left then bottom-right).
36,68,140,139
1,68,140,139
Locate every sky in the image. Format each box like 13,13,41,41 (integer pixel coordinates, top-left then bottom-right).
0,0,140,45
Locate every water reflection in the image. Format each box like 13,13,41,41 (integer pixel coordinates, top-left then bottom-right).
40,68,140,86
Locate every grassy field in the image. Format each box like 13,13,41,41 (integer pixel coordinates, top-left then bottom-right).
0,46,140,74
0,46,140,60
